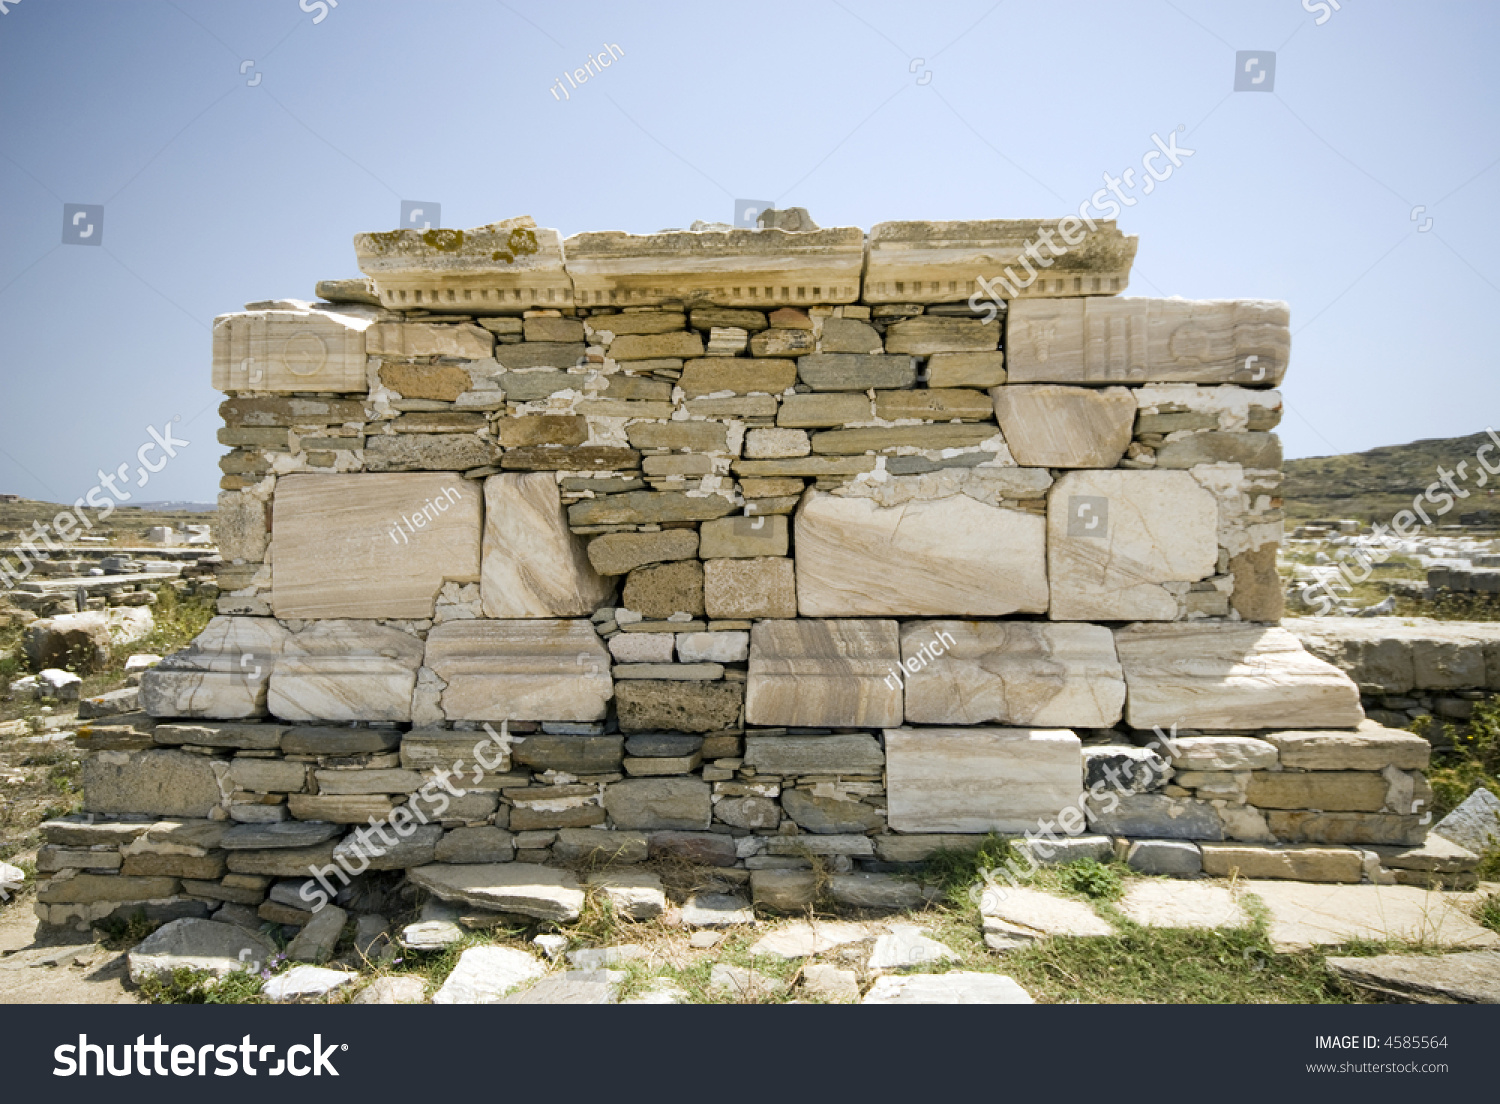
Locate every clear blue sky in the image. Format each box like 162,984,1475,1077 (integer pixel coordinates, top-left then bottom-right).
2,0,1496,504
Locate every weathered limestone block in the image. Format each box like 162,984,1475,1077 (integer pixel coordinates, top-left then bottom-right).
425,620,612,721
781,789,885,834
743,734,885,775
568,490,737,528
1155,432,1282,470
482,475,612,618
140,616,298,720
698,516,789,559
1134,385,1284,433
810,425,996,454
925,351,1007,389
1166,736,1277,771
364,433,499,473
378,361,472,401
745,619,902,728
1047,470,1217,621
82,749,226,818
1230,544,1284,622
777,392,871,427
1285,617,1500,695
563,226,865,308
797,353,916,391
679,358,797,397
1007,298,1289,385
864,220,1137,303
1246,772,1390,812
885,728,1083,833
623,561,704,618
603,778,713,831
884,316,999,354
1264,725,1430,771
900,621,1124,728
1085,793,1224,840
269,621,424,723
991,385,1134,468
212,307,371,393
1115,623,1366,731
614,680,743,733
704,557,797,619
216,492,269,563
586,530,699,576
367,322,494,359
409,864,584,923
1268,811,1426,847
1201,844,1363,884
355,218,572,312
271,474,482,619
795,491,1047,617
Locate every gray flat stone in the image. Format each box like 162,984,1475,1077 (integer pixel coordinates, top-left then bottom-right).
682,893,754,928
979,886,1115,938
262,965,359,1003
286,904,346,964
127,918,276,984
1433,789,1500,855
748,921,875,960
409,864,585,923
221,821,342,851
1126,839,1204,875
432,946,547,1004
862,972,1034,1004
1326,951,1500,1004
709,963,786,1000
1117,880,1252,930
400,920,466,950
868,925,959,970
353,975,427,1004
500,969,621,1004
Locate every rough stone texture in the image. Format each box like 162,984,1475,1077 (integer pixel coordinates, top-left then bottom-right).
1007,297,1289,385
432,945,548,1004
862,973,1034,1005
676,631,749,664
1267,811,1426,847
979,886,1115,938
801,965,862,1001
1263,725,1429,771
1125,839,1203,875
1247,881,1500,951
615,680,743,733
1326,951,1500,1004
435,827,516,864
483,475,613,618
798,353,916,391
623,560,704,619
1117,880,1251,930
1085,793,1224,841
992,385,1135,468
287,903,348,963
1286,617,1500,695
868,924,961,968
1202,844,1363,883
585,870,665,920
409,864,585,923
127,918,276,983
268,620,423,723
750,869,819,912
426,620,612,721
1245,772,1391,813
682,893,755,928
743,734,885,775
1047,470,1217,620
1167,736,1278,771
1432,788,1500,854
704,557,797,619
781,789,885,834
82,749,225,818
698,516,790,559
746,619,902,728
1115,623,1365,731
217,491,270,563
271,474,481,620
587,530,699,576
603,778,711,831
884,727,1082,833
900,621,1123,728
365,433,499,473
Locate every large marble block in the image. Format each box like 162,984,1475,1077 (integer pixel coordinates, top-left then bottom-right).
140,617,298,719
355,217,572,313
425,620,612,722
268,621,424,723
482,474,613,618
1007,298,1290,386
901,622,1124,728
271,474,482,620
1115,623,1366,731
991,385,1134,468
745,620,902,728
885,728,1084,833
1047,471,1217,621
212,307,371,393
795,491,1048,617
563,226,865,308
865,220,1137,304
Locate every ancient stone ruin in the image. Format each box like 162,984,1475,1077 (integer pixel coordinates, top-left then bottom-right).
36,215,1480,934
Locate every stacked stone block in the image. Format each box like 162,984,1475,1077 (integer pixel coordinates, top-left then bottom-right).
39,216,1479,931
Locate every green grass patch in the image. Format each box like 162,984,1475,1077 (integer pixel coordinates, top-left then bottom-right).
138,966,269,1005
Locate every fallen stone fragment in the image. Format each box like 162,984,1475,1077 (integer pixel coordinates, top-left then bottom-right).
432,945,547,1004
802,964,860,1002
1326,951,1500,1004
867,925,959,970
681,893,755,928
409,864,585,923
400,920,466,950
501,969,622,1005
861,973,1034,1005
262,965,359,1003
979,887,1115,939
748,921,875,960
353,975,428,1004
126,918,276,984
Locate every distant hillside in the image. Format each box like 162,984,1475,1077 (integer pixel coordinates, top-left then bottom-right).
1283,430,1500,524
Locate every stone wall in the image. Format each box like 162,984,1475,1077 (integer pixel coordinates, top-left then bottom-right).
38,216,1477,933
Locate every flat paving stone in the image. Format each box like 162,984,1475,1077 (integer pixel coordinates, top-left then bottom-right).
1326,951,1500,1004
1244,880,1500,952
681,893,754,928
748,921,876,960
868,924,960,970
262,965,359,1003
432,946,547,1004
862,972,1034,1004
1117,880,1252,930
500,969,622,1004
980,886,1115,938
